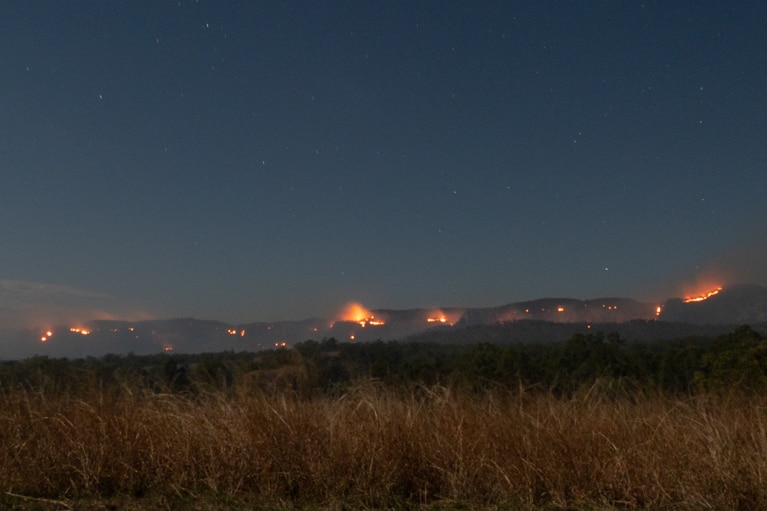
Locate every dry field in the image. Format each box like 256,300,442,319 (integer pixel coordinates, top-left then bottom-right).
1,381,766,510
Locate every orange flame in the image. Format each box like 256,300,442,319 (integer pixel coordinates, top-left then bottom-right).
337,302,384,327
338,302,372,322
425,310,459,326
683,287,722,303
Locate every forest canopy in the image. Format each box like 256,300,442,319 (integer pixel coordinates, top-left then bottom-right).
2,325,765,397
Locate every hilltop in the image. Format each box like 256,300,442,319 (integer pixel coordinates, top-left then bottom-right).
3,284,766,359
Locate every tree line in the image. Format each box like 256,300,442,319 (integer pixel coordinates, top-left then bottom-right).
0,325,765,397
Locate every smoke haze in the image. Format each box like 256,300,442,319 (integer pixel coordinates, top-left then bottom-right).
0,279,147,331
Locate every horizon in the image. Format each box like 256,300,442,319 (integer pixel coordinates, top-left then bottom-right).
4,280,766,360
3,280,759,332
3,3,766,333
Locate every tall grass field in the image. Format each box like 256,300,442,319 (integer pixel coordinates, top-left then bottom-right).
1,379,766,510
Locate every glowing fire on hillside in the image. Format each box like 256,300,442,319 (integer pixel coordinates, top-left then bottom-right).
683,287,722,303
40,326,91,342
425,310,459,326
336,302,385,328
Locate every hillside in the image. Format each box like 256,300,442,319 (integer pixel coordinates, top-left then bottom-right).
3,284,766,359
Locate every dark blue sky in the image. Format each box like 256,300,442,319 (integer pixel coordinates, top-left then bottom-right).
2,1,766,326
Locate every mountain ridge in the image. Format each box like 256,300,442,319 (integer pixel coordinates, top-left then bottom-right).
4,284,766,359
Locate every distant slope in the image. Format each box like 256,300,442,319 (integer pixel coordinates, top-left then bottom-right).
660,284,767,324
459,297,658,325
405,319,764,346
4,284,767,358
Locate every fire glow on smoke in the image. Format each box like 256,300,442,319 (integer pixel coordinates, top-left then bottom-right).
336,302,384,327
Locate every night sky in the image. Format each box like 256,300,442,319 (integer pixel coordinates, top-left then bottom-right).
2,1,766,328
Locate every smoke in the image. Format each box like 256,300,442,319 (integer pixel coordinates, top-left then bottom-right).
0,279,148,330
336,302,374,322
691,238,767,291
718,239,767,285
660,236,767,301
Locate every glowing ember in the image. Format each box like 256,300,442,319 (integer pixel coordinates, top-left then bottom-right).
425,309,459,326
557,306,565,312
163,344,173,352
683,287,722,303
426,309,448,323
656,305,662,316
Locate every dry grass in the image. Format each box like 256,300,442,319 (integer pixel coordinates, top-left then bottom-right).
1,381,766,510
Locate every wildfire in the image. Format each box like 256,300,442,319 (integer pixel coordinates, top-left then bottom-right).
683,287,722,303
337,302,384,328
70,327,91,335
425,309,458,326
